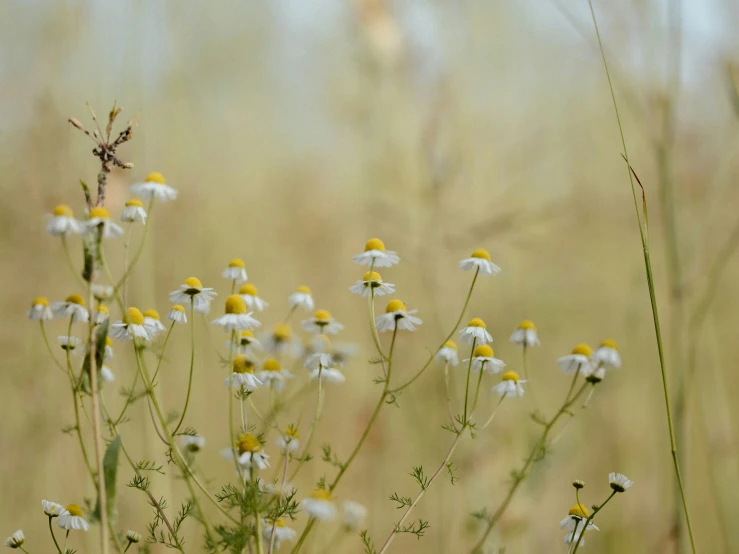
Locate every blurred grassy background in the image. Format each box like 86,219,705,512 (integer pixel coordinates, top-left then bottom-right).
2,0,739,552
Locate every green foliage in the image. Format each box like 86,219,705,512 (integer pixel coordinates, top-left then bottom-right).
92,435,121,524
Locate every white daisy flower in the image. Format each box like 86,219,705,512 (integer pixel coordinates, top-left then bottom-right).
256,358,294,392
225,355,262,391
263,324,301,357
58,503,90,531
85,207,124,239
94,304,110,324
436,341,460,366
220,433,270,471
42,500,64,517
302,489,336,521
459,248,501,276
238,282,268,311
459,318,493,345
608,472,633,493
262,518,296,548
125,530,141,544
262,481,297,498
330,341,357,367
51,294,89,323
167,304,188,324
222,258,248,284
310,367,346,383
91,284,114,302
352,238,400,268
375,299,423,332
342,500,367,531
509,319,540,348
212,295,261,332
276,427,300,452
289,285,314,311
46,204,82,236
110,307,151,341
4,530,24,549
231,329,261,353
585,366,607,384
169,276,217,314
560,504,598,547
302,309,344,334
28,296,53,321
465,344,506,374
58,335,82,355
142,309,167,337
492,371,527,398
103,336,114,362
558,344,594,374
304,334,339,370
101,365,115,383
120,198,147,224
349,271,396,297
592,339,621,369
180,435,206,452
131,171,178,202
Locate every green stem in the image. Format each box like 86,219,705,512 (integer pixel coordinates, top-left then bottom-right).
48,516,63,554
61,235,85,288
172,300,196,435
570,491,617,554
40,322,65,373
289,366,325,481
462,339,477,424
114,198,154,291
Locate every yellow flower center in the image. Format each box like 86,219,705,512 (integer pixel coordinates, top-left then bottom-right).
568,504,589,518
32,296,50,307
385,299,407,313
106,336,112,347
236,433,261,454
126,307,145,326
183,276,203,292
313,309,332,321
229,258,246,268
364,238,386,251
471,248,491,261
225,295,248,315
501,371,520,382
53,204,74,217
239,283,258,296
97,305,110,314
276,518,287,528
467,317,486,328
443,340,457,350
145,171,166,184
285,426,300,439
65,294,85,306
311,488,331,500
89,207,110,220
171,304,185,313
518,319,536,330
296,285,311,294
263,358,281,372
273,324,292,341
125,198,144,208
362,271,382,282
474,344,494,358
600,339,617,349
143,309,160,320
233,355,254,374
240,330,255,339
65,504,83,517
572,343,593,357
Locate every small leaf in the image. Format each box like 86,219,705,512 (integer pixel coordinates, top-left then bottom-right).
94,435,122,524
79,180,91,205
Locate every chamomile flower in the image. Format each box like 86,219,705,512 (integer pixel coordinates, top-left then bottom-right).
375,299,423,332
585,367,606,384
256,358,294,391
353,238,400,267
304,335,338,369
143,309,166,337
110,307,151,341
331,342,357,366
91,284,113,302
51,294,89,323
85,207,124,239
125,530,141,544
263,323,301,356
231,329,261,353
302,309,344,334
509,320,540,348
42,500,64,517
120,198,147,224
558,344,594,375
4,530,24,549
58,504,89,531
46,204,82,236
103,336,113,362
560,504,598,547
220,433,270,471
262,518,296,547
436,341,460,365
465,344,506,374
222,258,248,284
289,285,314,311
349,271,395,296
169,277,217,314
592,340,621,369
94,304,110,324
239,283,268,311
180,435,206,452
225,355,262,391
101,365,115,383
302,488,336,521
459,248,501,276
492,371,526,398
167,304,188,324
262,481,297,498
276,427,300,452
459,318,492,345
212,295,261,332
58,335,82,355
131,171,178,202
342,501,367,531
28,297,53,321
310,366,346,383
608,472,633,493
